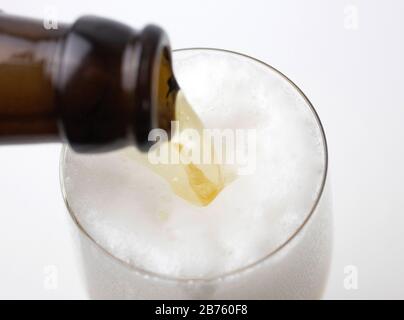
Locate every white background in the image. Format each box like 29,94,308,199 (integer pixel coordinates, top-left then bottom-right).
0,0,403,299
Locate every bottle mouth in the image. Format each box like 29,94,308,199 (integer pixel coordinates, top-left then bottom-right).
133,25,177,152
156,46,178,135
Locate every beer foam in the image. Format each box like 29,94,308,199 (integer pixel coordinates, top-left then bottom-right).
62,50,325,279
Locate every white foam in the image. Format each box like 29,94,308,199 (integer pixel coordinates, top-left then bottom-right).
62,50,326,279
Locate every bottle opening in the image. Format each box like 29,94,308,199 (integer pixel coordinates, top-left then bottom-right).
155,46,178,135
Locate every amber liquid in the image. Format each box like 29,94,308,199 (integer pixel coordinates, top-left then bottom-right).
125,90,235,207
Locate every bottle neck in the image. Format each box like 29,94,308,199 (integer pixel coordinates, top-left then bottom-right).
0,13,177,152
0,13,68,143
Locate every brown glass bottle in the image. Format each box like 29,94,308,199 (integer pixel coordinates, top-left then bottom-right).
0,12,178,152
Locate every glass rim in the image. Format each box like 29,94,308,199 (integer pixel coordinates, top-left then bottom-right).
59,47,329,283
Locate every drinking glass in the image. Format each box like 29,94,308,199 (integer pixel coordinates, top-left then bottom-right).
60,48,332,299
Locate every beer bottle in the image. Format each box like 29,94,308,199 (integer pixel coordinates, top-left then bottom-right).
0,12,178,152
